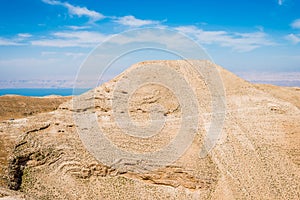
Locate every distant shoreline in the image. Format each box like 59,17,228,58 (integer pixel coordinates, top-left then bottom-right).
0,88,91,97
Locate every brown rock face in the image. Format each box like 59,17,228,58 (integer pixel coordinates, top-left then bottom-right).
0,60,299,199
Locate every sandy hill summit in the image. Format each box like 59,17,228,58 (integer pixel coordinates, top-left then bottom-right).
0,60,299,199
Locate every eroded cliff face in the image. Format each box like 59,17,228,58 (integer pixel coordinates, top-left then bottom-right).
0,96,70,191
0,60,299,199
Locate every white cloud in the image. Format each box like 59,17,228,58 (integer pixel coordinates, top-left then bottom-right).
105,29,197,51
64,2,104,21
0,35,24,46
0,25,276,52
291,19,300,29
0,38,22,46
278,0,283,5
175,26,275,52
32,39,83,47
41,51,58,56
42,0,104,22
17,33,32,38
32,31,108,47
42,51,87,58
285,34,300,44
114,15,161,27
0,33,34,45
66,25,91,30
53,31,107,43
42,0,60,5
65,52,87,58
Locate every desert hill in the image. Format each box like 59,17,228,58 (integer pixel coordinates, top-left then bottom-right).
0,60,299,199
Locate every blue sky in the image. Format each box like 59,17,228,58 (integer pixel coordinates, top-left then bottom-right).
0,0,300,87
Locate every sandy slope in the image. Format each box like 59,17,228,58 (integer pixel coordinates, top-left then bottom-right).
0,60,299,199
0,95,71,121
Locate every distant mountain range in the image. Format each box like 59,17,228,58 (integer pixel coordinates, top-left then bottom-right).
1,71,300,89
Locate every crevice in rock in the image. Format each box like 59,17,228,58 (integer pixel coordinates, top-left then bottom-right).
25,124,50,135
7,153,33,190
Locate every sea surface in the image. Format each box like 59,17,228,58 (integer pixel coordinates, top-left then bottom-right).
0,88,90,97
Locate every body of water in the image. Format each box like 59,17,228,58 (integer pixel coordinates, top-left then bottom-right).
0,88,90,97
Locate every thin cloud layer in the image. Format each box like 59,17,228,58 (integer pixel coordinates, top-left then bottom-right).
17,33,32,38
291,19,300,29
285,34,300,44
42,0,104,22
0,38,21,46
31,31,107,47
8,26,276,52
66,25,91,30
114,15,161,27
175,26,275,52
0,33,33,46
42,51,87,58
